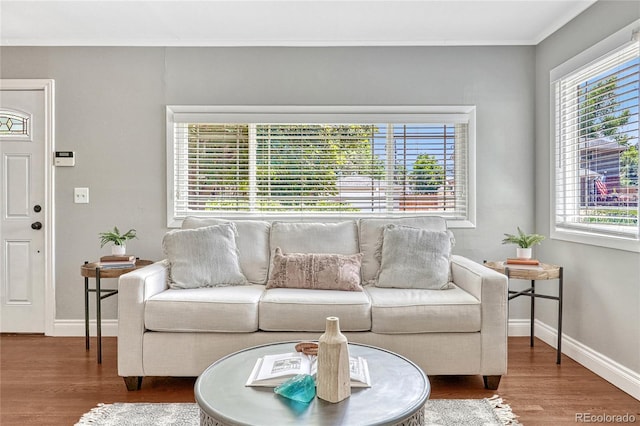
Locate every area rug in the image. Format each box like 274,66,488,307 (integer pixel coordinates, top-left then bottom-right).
76,396,520,425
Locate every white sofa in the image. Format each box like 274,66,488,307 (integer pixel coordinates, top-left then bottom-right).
118,216,508,391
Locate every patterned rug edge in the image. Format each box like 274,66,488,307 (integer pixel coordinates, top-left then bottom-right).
486,395,522,425
76,396,522,426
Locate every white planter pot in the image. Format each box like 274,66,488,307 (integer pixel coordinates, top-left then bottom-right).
516,247,532,259
112,245,126,256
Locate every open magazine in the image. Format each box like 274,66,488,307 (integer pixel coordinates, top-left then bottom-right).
245,352,371,388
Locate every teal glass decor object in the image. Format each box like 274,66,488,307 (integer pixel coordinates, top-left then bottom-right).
274,374,316,403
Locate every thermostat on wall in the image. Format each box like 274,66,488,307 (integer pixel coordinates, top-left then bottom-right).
55,151,75,166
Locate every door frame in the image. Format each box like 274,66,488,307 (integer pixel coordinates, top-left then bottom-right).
0,79,55,335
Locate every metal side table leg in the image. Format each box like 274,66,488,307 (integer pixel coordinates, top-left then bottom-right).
96,267,102,364
84,262,90,351
530,280,535,347
557,267,564,364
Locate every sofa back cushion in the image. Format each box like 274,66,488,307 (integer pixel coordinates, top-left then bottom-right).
270,221,359,254
182,217,271,285
269,220,360,283
358,216,447,284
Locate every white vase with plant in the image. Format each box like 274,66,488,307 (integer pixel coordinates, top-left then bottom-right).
99,226,137,255
501,227,545,259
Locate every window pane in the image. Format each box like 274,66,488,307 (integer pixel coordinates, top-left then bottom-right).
173,121,469,219
555,42,639,240
255,124,379,213
0,110,30,138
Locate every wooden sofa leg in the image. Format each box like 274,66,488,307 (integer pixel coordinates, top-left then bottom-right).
123,376,143,391
483,375,501,390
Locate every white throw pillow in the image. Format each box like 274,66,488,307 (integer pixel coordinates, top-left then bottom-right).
376,225,454,290
358,216,448,284
162,223,248,289
181,217,271,285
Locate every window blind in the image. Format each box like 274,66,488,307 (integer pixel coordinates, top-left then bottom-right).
167,107,474,225
553,40,640,240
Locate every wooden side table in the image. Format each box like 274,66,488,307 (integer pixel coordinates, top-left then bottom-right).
484,261,564,364
80,259,153,363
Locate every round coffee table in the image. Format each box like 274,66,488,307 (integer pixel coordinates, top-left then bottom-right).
195,342,430,426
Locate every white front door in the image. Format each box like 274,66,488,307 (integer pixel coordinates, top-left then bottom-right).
0,88,47,332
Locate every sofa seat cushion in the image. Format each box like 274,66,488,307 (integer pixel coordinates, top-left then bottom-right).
259,288,371,332
145,285,264,332
365,284,481,333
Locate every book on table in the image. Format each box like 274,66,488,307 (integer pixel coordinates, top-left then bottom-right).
98,256,137,269
503,259,543,271
505,258,540,266
245,352,371,388
98,262,136,269
100,255,136,262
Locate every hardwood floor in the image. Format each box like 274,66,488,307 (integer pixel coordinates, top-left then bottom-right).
1,335,638,425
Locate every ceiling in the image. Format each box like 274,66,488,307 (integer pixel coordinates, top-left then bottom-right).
0,0,596,47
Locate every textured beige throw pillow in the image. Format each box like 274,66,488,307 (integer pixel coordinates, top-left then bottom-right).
162,223,248,289
376,225,455,290
267,248,364,291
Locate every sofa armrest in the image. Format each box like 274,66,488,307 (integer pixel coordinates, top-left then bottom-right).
450,255,508,375
450,255,507,301
117,260,169,377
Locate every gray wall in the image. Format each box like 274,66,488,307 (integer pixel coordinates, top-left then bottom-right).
535,0,640,373
0,45,536,322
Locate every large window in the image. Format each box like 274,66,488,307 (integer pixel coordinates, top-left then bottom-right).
552,24,639,250
167,106,475,227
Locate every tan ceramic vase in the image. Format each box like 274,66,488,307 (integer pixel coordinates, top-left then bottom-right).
316,316,351,403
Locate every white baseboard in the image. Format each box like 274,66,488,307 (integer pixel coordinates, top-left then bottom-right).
509,318,640,401
53,319,118,337
507,319,531,336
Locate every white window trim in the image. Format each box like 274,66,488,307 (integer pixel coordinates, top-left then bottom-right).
166,105,476,229
550,20,640,253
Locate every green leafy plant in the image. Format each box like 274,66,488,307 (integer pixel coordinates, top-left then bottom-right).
99,226,137,247
501,227,545,248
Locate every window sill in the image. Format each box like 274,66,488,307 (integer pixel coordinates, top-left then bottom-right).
169,215,476,229
551,228,640,253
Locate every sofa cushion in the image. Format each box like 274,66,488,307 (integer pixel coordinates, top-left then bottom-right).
259,288,371,332
181,217,271,285
162,224,248,289
359,217,448,284
145,285,265,332
270,221,359,256
366,285,481,333
267,248,363,291
376,225,455,290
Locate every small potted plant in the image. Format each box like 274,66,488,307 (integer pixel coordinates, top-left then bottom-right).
501,227,545,259
99,226,137,255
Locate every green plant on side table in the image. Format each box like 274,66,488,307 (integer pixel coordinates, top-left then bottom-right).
502,227,545,259
99,226,137,255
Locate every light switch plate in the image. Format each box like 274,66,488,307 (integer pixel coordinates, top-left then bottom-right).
74,187,89,204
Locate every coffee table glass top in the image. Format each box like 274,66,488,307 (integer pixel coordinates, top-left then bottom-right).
195,341,430,426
